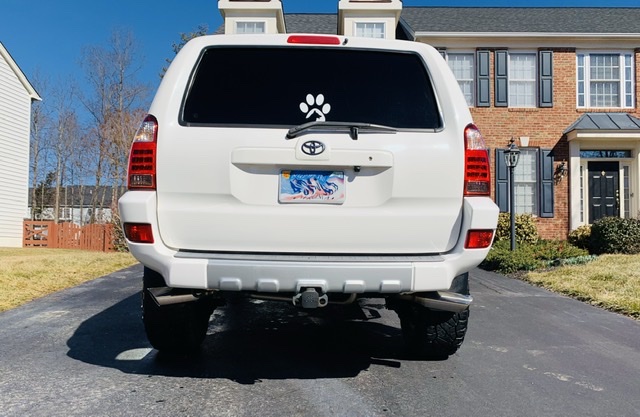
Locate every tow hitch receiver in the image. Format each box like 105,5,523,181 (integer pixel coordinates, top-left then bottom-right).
293,288,328,309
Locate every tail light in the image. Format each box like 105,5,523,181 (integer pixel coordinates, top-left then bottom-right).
124,223,154,244
464,124,491,196
465,230,494,249
127,115,158,190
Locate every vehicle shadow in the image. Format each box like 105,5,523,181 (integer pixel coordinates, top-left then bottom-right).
67,294,414,384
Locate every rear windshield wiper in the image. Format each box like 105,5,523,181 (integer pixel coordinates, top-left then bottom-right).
286,121,397,140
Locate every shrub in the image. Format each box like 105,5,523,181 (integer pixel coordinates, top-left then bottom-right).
529,239,589,260
590,216,640,255
111,212,129,253
481,240,543,274
543,254,598,268
567,225,591,250
480,240,588,274
495,213,539,245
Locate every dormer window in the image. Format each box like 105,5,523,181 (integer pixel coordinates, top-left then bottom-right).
354,22,385,39
236,21,266,34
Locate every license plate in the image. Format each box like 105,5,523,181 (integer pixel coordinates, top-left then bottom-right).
279,170,345,204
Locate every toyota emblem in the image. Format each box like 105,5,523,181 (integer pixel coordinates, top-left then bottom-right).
301,140,325,156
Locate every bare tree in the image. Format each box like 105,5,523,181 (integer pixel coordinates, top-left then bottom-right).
29,74,49,220
161,24,208,78
69,129,98,225
46,81,79,222
79,29,149,223
34,171,55,220
103,107,147,198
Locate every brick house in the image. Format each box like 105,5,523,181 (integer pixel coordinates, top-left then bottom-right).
217,0,640,239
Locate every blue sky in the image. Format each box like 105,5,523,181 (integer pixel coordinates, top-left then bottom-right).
1,0,639,94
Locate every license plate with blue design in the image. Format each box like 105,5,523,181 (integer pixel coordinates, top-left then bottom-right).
279,170,346,204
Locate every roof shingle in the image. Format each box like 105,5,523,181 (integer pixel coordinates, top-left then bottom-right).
401,7,640,34
284,14,338,34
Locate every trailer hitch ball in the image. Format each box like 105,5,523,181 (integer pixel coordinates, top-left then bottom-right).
294,288,328,309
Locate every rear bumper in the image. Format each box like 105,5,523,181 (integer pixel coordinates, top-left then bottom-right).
119,192,498,294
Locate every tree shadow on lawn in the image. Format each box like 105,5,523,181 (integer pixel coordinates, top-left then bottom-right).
66,294,419,384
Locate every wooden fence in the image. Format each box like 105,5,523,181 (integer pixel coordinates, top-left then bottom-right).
23,221,115,252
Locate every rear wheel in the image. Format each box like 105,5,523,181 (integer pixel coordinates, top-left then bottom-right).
396,306,469,358
142,267,215,355
393,273,470,358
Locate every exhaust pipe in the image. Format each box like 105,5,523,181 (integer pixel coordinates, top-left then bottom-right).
147,287,199,306
392,291,472,313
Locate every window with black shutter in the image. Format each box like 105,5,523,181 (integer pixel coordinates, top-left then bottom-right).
476,50,490,107
495,148,554,218
494,50,554,108
539,51,554,107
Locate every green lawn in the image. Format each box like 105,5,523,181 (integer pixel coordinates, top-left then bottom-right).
0,248,137,312
521,254,640,319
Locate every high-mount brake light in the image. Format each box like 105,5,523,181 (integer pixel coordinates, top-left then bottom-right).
127,115,158,190
465,230,494,249
287,35,341,45
463,124,491,196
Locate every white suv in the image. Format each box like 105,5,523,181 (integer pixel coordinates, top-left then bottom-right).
119,34,499,357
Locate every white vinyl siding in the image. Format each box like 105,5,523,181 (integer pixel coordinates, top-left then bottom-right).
236,21,266,34
447,53,475,106
0,54,32,247
577,52,634,108
354,22,385,39
509,53,536,107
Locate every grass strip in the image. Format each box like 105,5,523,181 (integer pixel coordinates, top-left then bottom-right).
0,248,137,312
524,254,640,319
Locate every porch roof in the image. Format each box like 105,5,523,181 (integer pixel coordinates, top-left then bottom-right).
564,113,640,135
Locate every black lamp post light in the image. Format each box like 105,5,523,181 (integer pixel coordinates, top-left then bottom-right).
504,138,520,251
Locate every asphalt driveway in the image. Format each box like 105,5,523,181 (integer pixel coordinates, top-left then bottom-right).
0,265,638,416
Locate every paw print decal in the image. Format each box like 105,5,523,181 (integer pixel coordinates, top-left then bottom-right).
299,94,331,121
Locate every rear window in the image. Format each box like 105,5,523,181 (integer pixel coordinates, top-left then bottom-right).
182,46,442,129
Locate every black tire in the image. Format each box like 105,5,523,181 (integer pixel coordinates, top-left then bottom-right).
396,305,469,359
142,267,215,355
394,273,470,358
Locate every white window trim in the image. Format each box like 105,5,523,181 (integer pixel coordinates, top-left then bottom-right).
578,155,634,225
353,22,386,39
576,50,635,109
507,50,537,108
445,50,476,107
235,21,266,35
513,148,539,215
579,164,585,223
622,164,632,219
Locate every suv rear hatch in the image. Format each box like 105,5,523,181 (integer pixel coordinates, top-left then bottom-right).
154,36,468,254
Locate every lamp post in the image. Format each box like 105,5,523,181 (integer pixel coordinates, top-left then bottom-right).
504,138,520,251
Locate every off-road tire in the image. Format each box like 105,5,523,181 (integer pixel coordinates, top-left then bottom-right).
142,267,215,355
394,272,470,358
396,306,469,359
